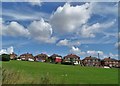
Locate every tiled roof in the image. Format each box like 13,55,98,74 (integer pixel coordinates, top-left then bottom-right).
50,54,62,58
83,56,99,60
64,54,80,59
103,57,118,61
35,53,48,58
20,53,33,57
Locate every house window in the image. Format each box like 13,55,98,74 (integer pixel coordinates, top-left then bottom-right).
88,60,90,62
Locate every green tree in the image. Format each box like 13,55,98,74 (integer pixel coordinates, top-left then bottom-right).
1,54,10,61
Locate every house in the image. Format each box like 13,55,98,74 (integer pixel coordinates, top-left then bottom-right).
34,53,48,62
20,53,34,61
102,57,119,68
82,56,101,67
63,54,80,65
10,52,17,60
49,54,62,63
118,60,120,68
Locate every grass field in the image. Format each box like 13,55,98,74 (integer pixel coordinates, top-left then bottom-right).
2,60,119,84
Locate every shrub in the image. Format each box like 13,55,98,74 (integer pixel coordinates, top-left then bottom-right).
1,54,10,61
61,62,74,65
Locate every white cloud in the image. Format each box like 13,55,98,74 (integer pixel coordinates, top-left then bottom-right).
70,46,104,57
91,2,118,16
108,53,118,59
2,9,50,21
103,53,118,59
57,39,68,46
0,17,2,23
87,50,104,56
28,18,58,43
25,0,42,6
0,18,2,36
70,46,86,56
69,47,118,59
57,39,80,47
1,18,58,43
119,32,120,38
115,42,120,48
79,20,116,38
2,21,30,37
50,3,92,34
0,46,14,55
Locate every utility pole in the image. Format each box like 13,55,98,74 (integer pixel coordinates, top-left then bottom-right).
98,53,100,59
18,49,20,58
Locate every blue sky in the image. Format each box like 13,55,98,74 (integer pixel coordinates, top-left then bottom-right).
0,1,119,59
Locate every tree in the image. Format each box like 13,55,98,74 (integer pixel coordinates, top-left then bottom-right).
70,58,74,65
1,54,10,61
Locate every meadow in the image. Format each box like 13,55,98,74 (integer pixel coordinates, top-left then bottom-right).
2,60,119,84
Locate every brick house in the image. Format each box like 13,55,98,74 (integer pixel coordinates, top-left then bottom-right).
63,54,80,64
102,57,119,68
34,53,48,62
20,53,34,61
10,52,17,60
118,60,120,68
82,56,101,66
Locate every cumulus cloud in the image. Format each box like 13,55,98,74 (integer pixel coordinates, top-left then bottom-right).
28,18,58,43
0,46,14,55
2,18,58,43
2,21,30,37
50,3,92,34
69,46,104,57
70,46,86,56
79,20,116,38
57,39,80,47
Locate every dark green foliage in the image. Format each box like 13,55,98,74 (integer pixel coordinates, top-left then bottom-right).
61,62,74,65
1,54,10,61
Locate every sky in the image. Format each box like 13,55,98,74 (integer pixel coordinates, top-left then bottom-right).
0,1,119,59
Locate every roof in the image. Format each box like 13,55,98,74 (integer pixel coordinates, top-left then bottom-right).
20,53,33,57
103,57,118,61
64,54,80,59
49,54,62,58
83,56,100,60
35,53,48,58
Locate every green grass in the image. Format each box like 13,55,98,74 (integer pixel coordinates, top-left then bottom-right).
2,60,119,84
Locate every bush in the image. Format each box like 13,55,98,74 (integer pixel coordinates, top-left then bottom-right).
1,54,10,61
61,62,74,65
